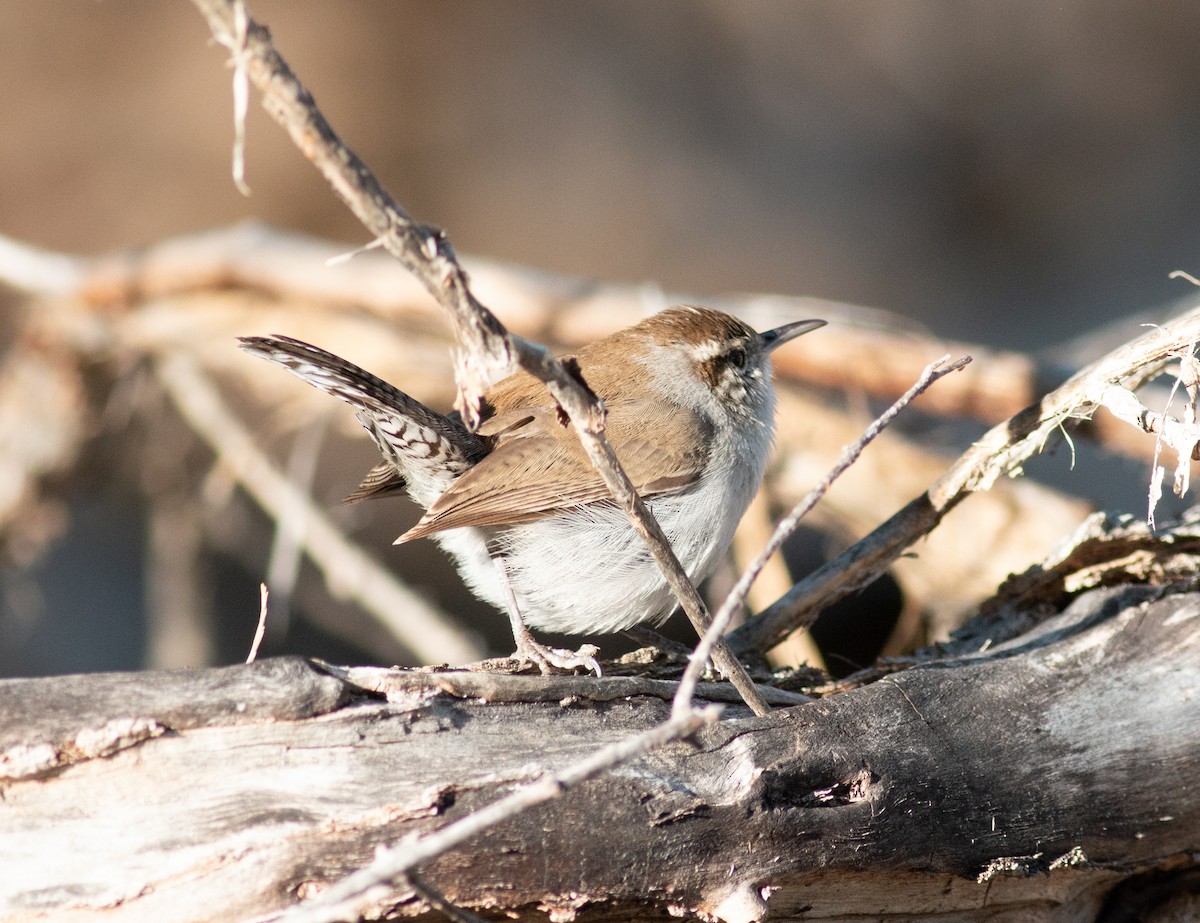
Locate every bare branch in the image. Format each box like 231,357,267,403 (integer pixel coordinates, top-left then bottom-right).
186,0,767,713
189,0,510,390
215,0,252,196
11,220,1186,474
732,306,1200,655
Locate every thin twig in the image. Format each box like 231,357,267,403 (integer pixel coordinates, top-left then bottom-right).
673,355,971,716
246,583,269,663
213,0,251,195
731,305,1200,656
404,871,491,923
187,0,768,714
732,490,826,669
273,704,722,923
156,350,484,664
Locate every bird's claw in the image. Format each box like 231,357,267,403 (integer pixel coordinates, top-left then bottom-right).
515,639,602,677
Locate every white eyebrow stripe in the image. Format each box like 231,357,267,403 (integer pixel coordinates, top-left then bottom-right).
686,339,725,361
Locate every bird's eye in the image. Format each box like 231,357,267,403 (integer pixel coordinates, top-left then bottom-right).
726,346,747,369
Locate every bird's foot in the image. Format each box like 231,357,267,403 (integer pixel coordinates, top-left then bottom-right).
492,553,602,676
514,636,602,676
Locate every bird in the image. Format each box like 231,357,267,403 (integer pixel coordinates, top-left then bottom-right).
239,305,824,673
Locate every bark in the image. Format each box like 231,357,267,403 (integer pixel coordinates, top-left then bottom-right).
2,581,1197,923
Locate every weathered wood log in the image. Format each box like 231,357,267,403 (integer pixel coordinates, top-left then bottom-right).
1,581,1197,923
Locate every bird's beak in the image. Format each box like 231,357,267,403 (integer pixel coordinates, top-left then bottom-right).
759,319,826,352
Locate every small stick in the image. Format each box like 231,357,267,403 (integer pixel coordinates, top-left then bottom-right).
404,871,491,923
246,583,269,664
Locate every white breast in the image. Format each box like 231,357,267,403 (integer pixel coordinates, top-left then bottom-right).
435,422,771,635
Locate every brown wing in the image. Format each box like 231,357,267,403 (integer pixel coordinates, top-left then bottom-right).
398,403,711,542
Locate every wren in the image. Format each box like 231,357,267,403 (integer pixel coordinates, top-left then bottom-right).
240,306,824,673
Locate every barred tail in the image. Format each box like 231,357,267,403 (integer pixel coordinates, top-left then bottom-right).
239,335,485,504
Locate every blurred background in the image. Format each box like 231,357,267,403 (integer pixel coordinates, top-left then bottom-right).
3,1,1200,678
